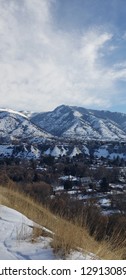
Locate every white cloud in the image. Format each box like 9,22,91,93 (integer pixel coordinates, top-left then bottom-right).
0,0,126,112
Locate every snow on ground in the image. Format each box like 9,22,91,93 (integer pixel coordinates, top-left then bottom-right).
67,249,99,260
94,146,126,159
99,198,111,207
109,152,125,159
94,147,109,158
0,145,13,157
0,205,98,260
0,205,56,260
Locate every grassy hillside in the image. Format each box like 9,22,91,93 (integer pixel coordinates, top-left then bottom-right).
0,185,125,259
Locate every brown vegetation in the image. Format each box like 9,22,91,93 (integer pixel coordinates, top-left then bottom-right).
0,157,125,259
0,182,126,259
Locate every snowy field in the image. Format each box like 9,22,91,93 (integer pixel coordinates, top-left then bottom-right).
0,205,97,260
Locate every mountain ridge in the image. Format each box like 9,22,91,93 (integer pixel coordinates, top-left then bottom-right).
0,105,126,142
31,104,126,141
0,108,52,143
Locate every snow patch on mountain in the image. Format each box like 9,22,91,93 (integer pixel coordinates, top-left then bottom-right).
51,146,62,158
73,110,83,118
83,145,90,155
70,147,82,158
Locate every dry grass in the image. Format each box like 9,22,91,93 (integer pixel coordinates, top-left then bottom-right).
0,185,125,259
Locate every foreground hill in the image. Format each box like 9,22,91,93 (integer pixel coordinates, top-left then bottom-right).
0,183,125,260
0,205,56,260
31,105,126,141
0,187,100,260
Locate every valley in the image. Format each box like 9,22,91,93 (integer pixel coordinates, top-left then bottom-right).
0,105,126,259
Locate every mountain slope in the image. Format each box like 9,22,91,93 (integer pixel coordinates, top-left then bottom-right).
0,204,60,260
0,109,52,143
0,205,98,260
31,105,126,140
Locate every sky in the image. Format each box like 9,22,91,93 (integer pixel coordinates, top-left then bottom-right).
0,0,126,113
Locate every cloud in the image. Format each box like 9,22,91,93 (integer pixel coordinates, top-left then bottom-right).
0,0,126,112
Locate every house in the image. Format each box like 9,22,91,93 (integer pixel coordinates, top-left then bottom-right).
81,177,92,185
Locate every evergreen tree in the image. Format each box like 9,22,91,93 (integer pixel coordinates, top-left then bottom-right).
100,177,109,192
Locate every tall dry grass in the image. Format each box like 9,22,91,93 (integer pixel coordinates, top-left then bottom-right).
0,185,125,259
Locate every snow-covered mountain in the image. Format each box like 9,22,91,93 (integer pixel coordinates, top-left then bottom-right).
0,109,52,143
31,105,126,141
1,105,126,145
